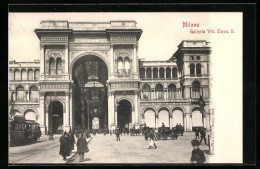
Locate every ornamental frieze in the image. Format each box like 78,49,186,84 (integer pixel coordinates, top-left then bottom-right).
40,82,70,89
69,45,110,51
111,82,138,88
45,49,65,59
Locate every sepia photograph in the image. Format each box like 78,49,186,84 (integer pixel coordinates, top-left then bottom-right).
8,11,243,164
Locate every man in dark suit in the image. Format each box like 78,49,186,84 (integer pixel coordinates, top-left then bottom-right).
59,132,70,160
77,133,88,162
195,128,200,139
199,128,207,145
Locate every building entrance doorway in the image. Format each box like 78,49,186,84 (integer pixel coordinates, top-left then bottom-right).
48,101,63,134
117,100,132,129
72,55,108,131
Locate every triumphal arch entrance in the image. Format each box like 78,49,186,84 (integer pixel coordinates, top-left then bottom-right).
35,20,142,134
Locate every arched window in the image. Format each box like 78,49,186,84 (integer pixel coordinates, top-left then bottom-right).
168,84,177,99
14,69,21,80
192,81,201,98
35,69,40,80
140,68,145,79
29,85,39,102
172,67,177,78
166,68,171,78
124,57,130,74
190,64,195,76
153,68,158,79
117,57,124,74
146,68,151,79
196,63,201,76
142,84,151,99
155,84,164,99
21,69,27,80
16,86,25,102
159,68,164,79
56,58,63,75
9,69,14,80
28,69,34,80
49,57,56,75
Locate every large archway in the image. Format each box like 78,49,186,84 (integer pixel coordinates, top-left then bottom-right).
117,100,132,129
72,55,108,131
49,101,63,134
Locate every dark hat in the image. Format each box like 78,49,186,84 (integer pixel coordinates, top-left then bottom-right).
191,139,200,146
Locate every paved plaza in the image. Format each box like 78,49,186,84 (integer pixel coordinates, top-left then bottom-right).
9,132,211,164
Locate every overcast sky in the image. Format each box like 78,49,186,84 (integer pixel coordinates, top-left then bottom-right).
8,12,212,61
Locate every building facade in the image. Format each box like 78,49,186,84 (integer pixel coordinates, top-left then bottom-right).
9,20,211,134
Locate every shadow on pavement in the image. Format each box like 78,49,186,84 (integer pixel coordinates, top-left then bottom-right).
203,150,210,154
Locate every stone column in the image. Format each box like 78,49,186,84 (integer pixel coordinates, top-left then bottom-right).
133,45,137,73
64,92,70,132
39,92,45,134
144,67,146,78
134,91,139,125
186,114,192,131
184,115,187,131
151,68,154,79
164,68,166,79
40,45,45,77
26,92,29,102
157,67,159,78
64,44,69,76
107,92,111,129
111,91,115,126
110,45,114,79
69,89,73,130
171,68,173,78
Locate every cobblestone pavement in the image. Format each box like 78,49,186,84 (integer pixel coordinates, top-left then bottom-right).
68,132,212,164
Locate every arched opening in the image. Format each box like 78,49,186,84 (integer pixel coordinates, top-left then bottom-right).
171,108,184,127
157,108,170,127
168,84,177,99
166,67,171,78
28,69,34,80
190,64,195,76
155,84,164,99
146,68,151,79
72,55,108,130
140,68,145,79
196,63,201,76
34,69,40,80
56,57,63,75
159,68,164,79
172,67,177,78
117,100,132,129
21,69,27,80
124,57,130,74
24,109,36,121
9,69,14,81
153,68,158,79
142,84,151,99
10,109,22,118
14,69,21,80
29,85,39,102
144,108,156,128
192,81,201,99
117,57,124,74
192,107,203,130
16,86,25,102
49,101,63,134
49,57,55,75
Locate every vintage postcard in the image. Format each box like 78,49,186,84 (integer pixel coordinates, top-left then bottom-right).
8,12,242,164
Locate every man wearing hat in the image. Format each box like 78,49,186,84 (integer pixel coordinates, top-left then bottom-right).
115,127,120,141
190,139,206,163
77,133,88,162
59,132,70,160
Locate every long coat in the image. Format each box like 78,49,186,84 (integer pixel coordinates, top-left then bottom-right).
59,135,70,156
68,133,75,152
77,137,88,153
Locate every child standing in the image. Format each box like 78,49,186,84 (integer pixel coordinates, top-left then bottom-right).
190,139,206,164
